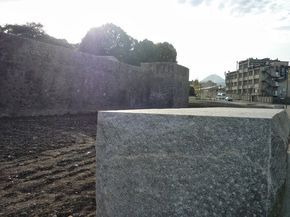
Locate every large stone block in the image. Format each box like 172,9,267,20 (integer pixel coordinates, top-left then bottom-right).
96,108,290,217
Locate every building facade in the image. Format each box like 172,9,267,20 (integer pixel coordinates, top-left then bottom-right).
225,58,289,101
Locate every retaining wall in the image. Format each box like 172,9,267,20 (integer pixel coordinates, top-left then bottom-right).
0,33,189,117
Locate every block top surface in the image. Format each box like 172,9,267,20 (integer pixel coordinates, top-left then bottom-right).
100,107,285,119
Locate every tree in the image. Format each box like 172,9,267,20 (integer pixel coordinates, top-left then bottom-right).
1,22,44,39
79,23,137,63
156,42,177,63
131,39,159,64
130,39,177,65
190,79,201,97
189,85,196,96
0,22,73,48
79,23,178,65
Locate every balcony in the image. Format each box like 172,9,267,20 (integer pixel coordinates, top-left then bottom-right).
271,72,280,78
254,75,259,79
262,79,279,87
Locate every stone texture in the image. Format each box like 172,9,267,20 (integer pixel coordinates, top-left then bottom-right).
96,107,290,217
0,33,189,117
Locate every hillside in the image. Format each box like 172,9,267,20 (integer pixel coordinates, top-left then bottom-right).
201,74,225,86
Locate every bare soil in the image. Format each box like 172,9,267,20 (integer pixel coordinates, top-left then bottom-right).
0,113,98,217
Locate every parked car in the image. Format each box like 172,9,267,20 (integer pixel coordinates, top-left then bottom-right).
216,92,226,100
225,96,233,101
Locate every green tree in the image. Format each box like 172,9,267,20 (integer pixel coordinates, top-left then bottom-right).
156,42,177,63
0,22,73,48
1,22,44,39
79,23,178,65
189,85,195,96
131,39,159,65
191,79,201,97
79,23,137,63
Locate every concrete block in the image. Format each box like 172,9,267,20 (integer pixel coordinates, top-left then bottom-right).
96,108,290,217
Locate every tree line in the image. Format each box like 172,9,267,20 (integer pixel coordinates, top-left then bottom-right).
0,22,177,66
0,22,74,48
189,79,201,96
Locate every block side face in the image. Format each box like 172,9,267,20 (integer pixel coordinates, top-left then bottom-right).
95,113,108,217
96,113,272,217
268,110,290,216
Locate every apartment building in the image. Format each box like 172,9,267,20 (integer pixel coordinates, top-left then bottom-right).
225,58,289,100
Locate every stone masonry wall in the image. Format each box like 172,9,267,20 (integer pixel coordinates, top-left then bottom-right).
0,33,189,117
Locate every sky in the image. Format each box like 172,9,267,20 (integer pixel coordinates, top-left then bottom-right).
0,0,290,81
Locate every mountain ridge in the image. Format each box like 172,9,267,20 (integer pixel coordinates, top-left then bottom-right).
201,74,225,85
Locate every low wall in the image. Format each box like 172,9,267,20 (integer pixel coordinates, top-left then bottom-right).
96,108,290,217
255,96,273,104
0,33,189,117
230,94,273,104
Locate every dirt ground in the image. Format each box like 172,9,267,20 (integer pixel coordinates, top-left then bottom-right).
0,113,98,217
1,110,290,217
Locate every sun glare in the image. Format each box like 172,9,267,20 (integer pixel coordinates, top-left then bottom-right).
0,0,289,80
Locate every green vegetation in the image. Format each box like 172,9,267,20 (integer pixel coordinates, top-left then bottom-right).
0,22,74,48
0,22,177,65
79,23,137,64
79,23,177,65
189,79,201,97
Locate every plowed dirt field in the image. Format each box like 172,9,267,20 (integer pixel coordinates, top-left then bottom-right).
0,113,97,217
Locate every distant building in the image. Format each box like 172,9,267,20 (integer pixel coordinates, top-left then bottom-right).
200,80,225,99
200,80,217,88
200,86,219,99
225,58,289,102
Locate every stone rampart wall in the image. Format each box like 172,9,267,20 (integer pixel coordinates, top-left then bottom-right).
0,33,189,117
